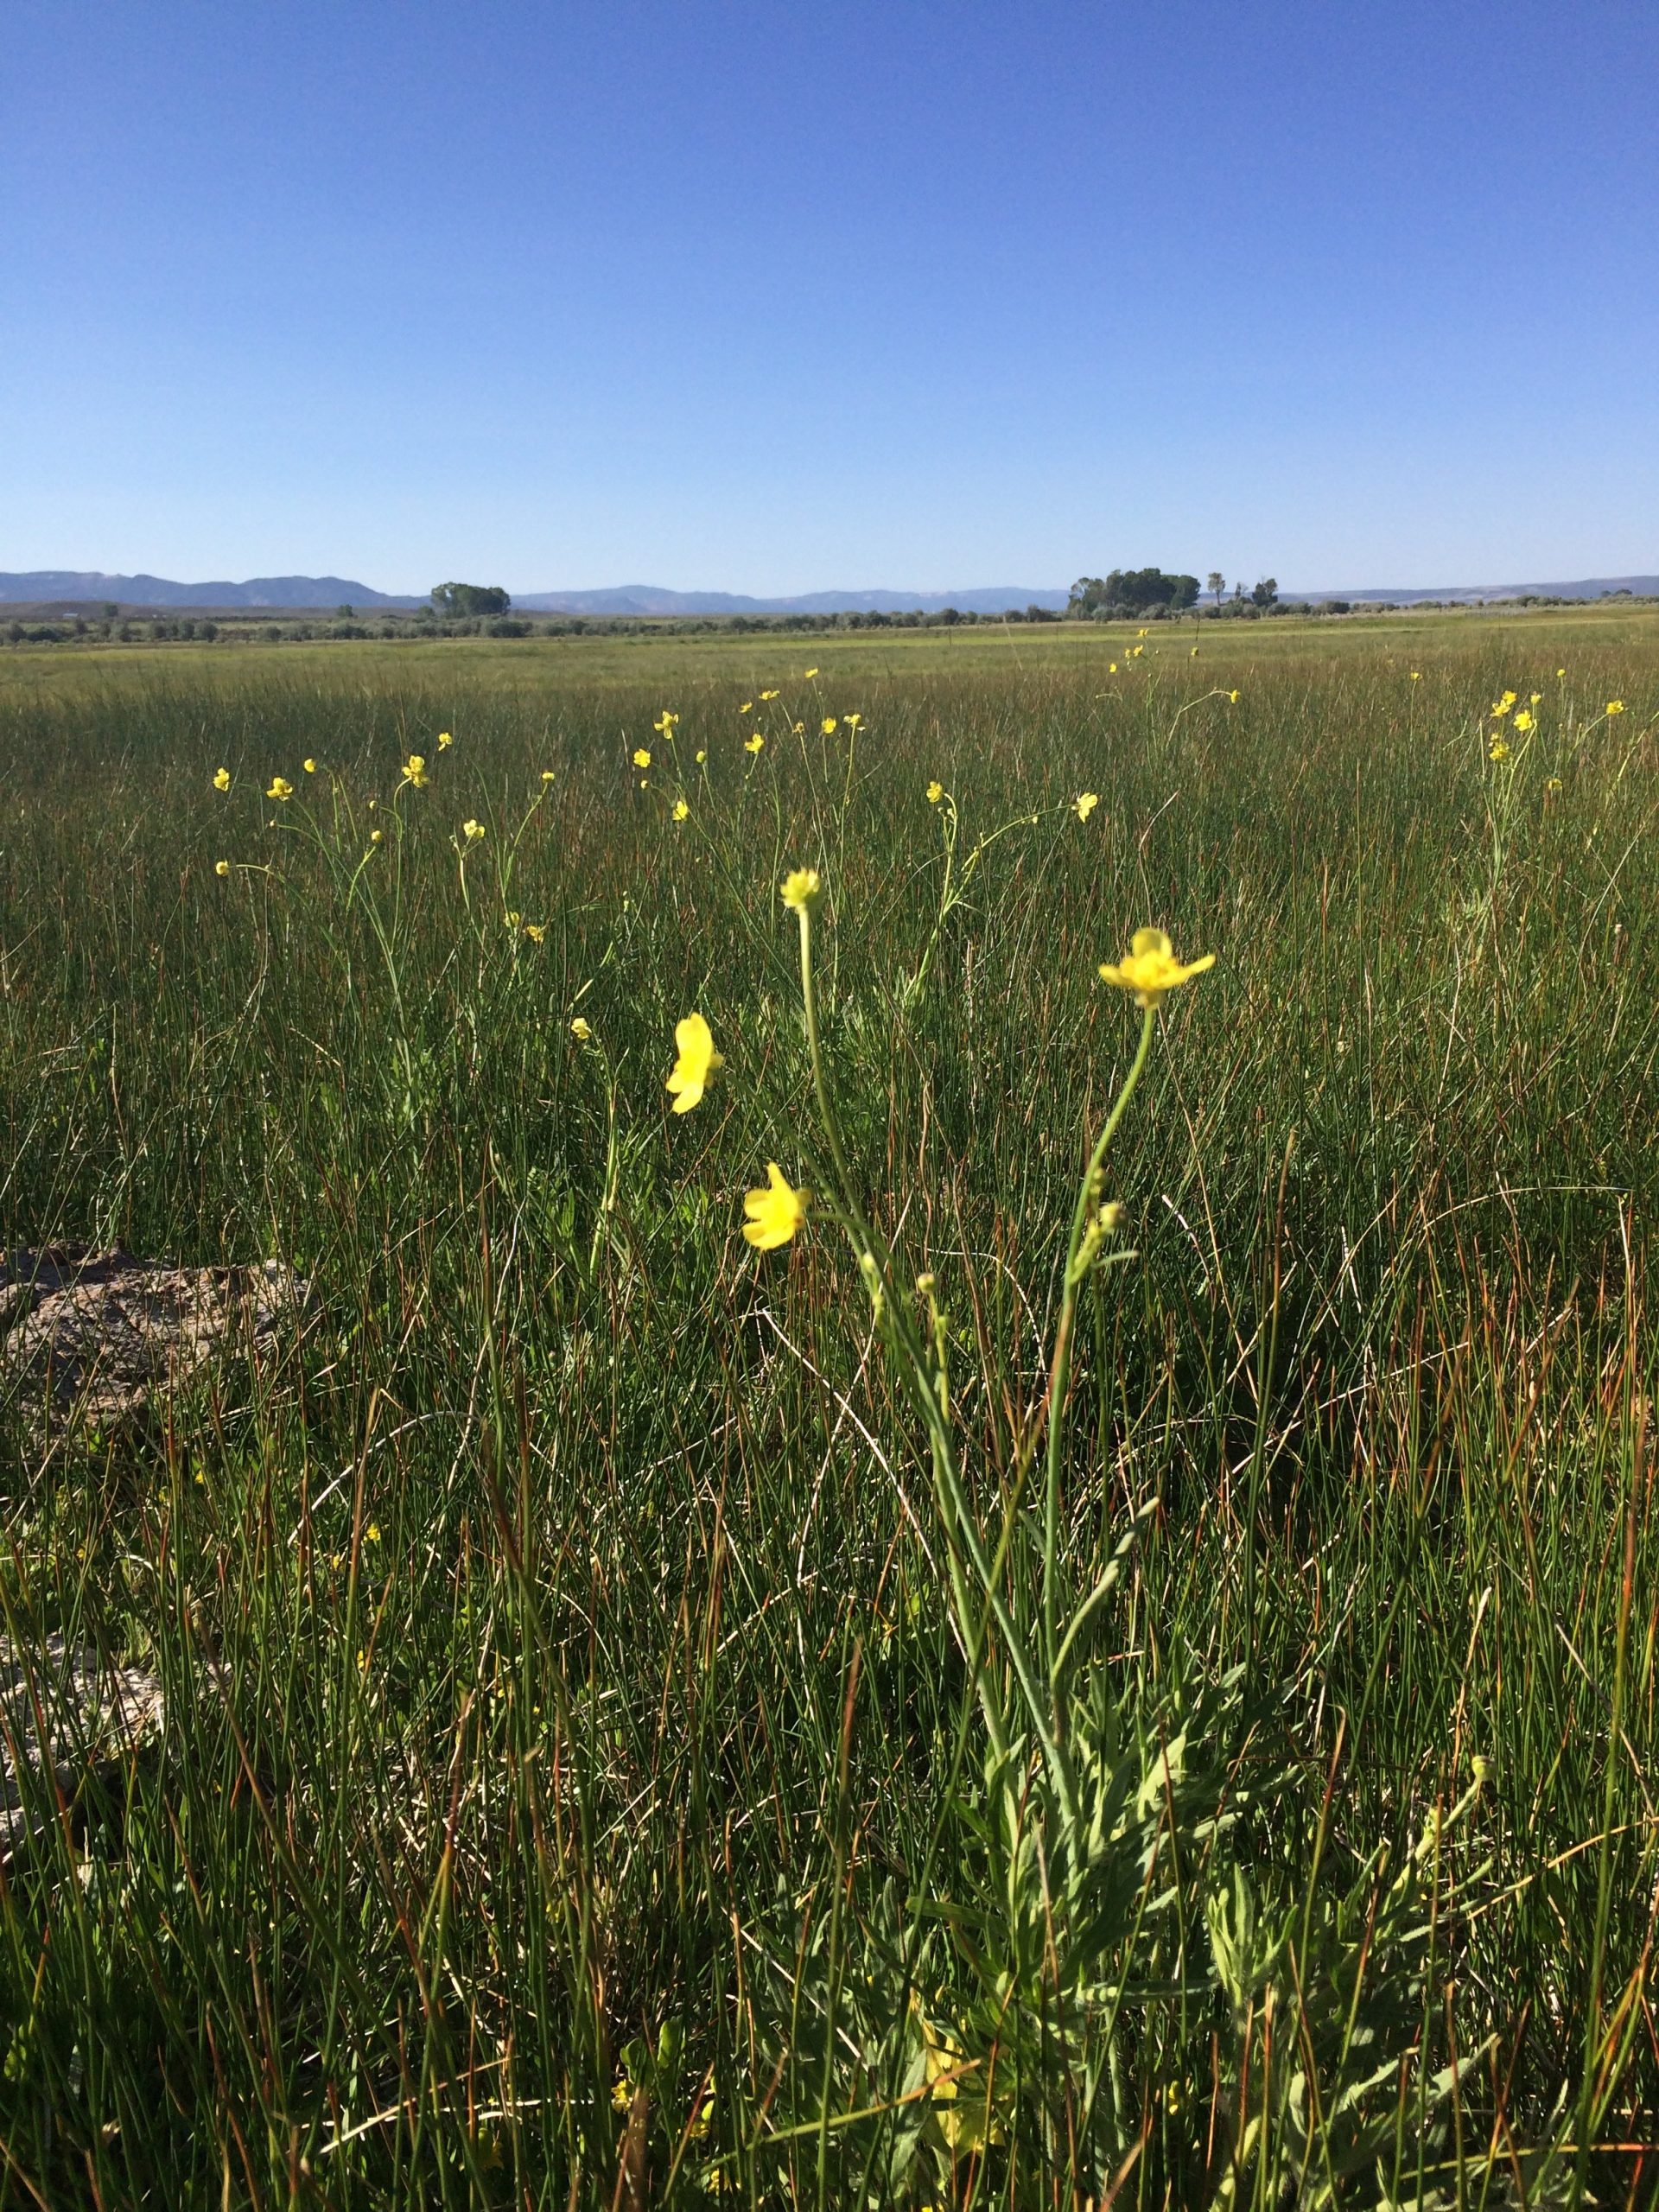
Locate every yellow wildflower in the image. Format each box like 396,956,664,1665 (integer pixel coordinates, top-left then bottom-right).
525,921,546,943
213,766,231,791
1606,699,1626,716
742,1163,810,1250
267,775,294,801
1529,692,1541,704
926,780,944,804
1545,776,1563,795
370,828,384,843
1228,689,1240,702
1491,691,1516,717
437,730,453,749
1190,645,1198,658
541,769,556,784
401,754,429,788
1098,925,1215,1009
303,758,317,773
760,689,779,701
1073,791,1100,821
570,1017,592,1042
695,748,707,763
673,798,690,821
1489,740,1511,763
845,712,861,730
1555,667,1565,677
780,868,822,913
745,733,765,754
505,910,521,928
821,715,838,734
633,748,652,769
804,666,818,677
1108,661,1118,673
1409,671,1421,682
1512,710,1534,733
653,710,679,734
739,700,753,714
665,1012,723,1115
214,859,230,876
462,818,486,841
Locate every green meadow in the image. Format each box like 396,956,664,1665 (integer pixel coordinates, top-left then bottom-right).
0,609,1656,2207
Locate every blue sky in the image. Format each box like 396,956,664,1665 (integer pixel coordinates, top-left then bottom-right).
3,1,1655,594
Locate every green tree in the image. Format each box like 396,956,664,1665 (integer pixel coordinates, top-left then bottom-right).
431,582,512,619
1206,570,1225,608
1251,576,1279,608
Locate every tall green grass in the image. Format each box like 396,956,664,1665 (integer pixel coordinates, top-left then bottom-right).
0,627,1654,2206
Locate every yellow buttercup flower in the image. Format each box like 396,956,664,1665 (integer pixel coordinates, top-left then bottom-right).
665,1012,723,1115
214,859,230,876
1190,645,1198,657
437,730,453,749
462,818,486,841
821,716,838,735
303,758,317,773
695,748,707,764
745,733,765,754
569,1017,592,1041
742,1163,810,1250
525,921,546,943
1512,710,1534,733
369,828,384,843
1409,671,1421,682
1489,739,1511,763
213,766,231,791
541,769,556,784
1228,689,1240,702
1606,699,1626,716
401,754,429,788
653,710,679,734
633,748,652,769
844,712,861,731
739,700,753,714
926,780,944,804
1491,691,1516,718
1529,692,1541,705
760,689,779,701
780,868,822,913
1108,661,1118,673
267,775,294,801
673,798,690,821
1555,667,1566,677
1073,791,1099,820
803,666,818,678
1545,776,1563,795
1098,926,1215,1009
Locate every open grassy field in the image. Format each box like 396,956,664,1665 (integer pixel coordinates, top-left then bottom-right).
0,608,1656,2207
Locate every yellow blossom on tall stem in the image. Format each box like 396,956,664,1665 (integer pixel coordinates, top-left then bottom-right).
1606,700,1626,716
401,754,429,789
927,780,944,804
745,733,765,755
780,868,822,914
1073,791,1099,821
437,730,453,749
665,1012,722,1115
742,1163,810,1249
213,767,232,792
1098,926,1214,1009
672,798,690,822
267,775,294,801
632,748,652,769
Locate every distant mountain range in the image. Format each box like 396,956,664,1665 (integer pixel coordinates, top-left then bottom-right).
2,570,1655,615
0,570,422,609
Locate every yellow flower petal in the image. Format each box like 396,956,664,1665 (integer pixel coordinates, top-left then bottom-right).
742,1162,810,1249
1097,925,1215,1009
666,1012,723,1115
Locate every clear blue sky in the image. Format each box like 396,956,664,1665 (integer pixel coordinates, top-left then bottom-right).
3,1,1655,594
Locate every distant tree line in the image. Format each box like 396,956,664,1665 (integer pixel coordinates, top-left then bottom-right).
429,582,512,619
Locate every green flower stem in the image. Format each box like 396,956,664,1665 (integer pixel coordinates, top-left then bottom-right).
795,899,1073,1795
1043,1005,1156,1705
